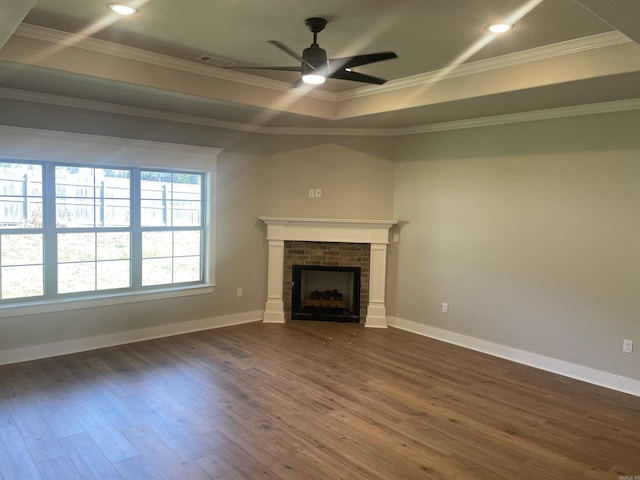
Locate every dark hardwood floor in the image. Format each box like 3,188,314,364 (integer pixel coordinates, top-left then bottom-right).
1,320,639,479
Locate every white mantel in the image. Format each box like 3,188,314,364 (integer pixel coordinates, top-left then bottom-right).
259,217,397,328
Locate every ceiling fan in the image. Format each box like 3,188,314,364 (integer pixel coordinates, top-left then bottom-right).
229,17,398,86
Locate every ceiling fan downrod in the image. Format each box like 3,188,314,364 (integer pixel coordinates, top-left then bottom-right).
304,17,327,45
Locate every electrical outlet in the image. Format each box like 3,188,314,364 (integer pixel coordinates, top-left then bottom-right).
392,232,400,243
236,287,243,298
442,302,449,314
623,339,633,354
308,188,315,198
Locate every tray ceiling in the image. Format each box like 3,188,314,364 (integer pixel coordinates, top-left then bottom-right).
0,0,639,133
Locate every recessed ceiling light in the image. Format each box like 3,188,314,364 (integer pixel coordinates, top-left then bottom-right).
109,4,138,15
486,23,513,33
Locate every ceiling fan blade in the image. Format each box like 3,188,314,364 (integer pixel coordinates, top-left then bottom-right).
268,40,316,70
330,52,397,70
226,65,301,72
329,69,388,85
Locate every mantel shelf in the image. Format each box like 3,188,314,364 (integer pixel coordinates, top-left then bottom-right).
259,216,397,245
259,216,397,227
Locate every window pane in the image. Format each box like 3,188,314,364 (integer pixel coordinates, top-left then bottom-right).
55,166,95,227
58,233,95,262
2,265,43,298
142,258,172,286
0,162,43,229
55,166,130,228
97,232,130,261
172,173,202,227
141,172,170,227
1,233,44,299
99,168,130,227
142,231,172,258
56,166,94,193
174,256,200,283
58,262,95,294
174,230,200,257
140,199,166,226
172,201,201,226
97,260,130,289
56,198,95,227
1,234,43,266
102,199,130,227
141,171,202,227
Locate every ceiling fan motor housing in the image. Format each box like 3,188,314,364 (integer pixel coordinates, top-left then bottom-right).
302,44,328,74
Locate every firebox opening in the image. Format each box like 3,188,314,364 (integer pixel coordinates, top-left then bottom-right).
292,265,361,322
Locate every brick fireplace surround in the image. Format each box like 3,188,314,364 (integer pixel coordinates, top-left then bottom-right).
259,217,397,328
283,241,370,321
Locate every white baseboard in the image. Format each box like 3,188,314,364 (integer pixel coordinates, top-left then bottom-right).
5,313,637,398
388,316,640,398
0,310,264,366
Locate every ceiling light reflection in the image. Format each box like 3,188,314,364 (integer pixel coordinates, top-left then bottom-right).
487,23,513,33
109,4,138,15
302,74,326,85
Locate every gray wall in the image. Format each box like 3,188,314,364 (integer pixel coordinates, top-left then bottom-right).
1,97,639,384
390,110,640,380
0,99,395,351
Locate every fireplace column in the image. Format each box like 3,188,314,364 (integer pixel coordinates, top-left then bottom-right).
365,242,390,328
263,239,285,323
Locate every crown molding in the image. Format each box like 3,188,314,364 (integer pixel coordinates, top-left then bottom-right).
0,86,393,136
1,87,638,137
14,24,630,106
335,31,633,101
14,24,336,102
0,87,267,134
394,98,640,135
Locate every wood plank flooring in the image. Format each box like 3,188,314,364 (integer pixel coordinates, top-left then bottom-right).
1,320,639,479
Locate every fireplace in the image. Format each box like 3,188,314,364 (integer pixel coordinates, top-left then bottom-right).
292,265,361,322
259,217,397,328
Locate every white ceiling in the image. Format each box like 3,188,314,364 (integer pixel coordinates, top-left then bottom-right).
0,0,639,132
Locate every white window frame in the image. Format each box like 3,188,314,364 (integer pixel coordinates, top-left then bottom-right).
0,126,221,318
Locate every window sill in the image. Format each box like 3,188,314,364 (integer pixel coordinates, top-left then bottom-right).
0,285,215,318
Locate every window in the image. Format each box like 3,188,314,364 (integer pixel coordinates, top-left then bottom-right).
0,161,207,304
0,162,44,299
140,171,204,287
0,127,220,316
